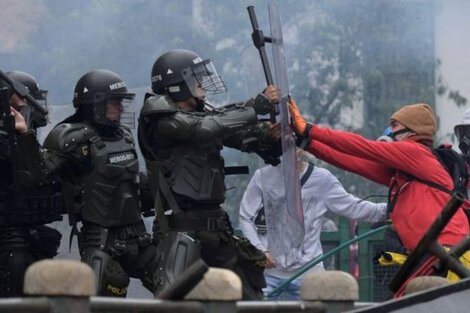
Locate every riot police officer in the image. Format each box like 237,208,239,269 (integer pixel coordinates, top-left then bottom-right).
7,71,49,131
42,69,157,297
138,49,281,299
0,72,62,297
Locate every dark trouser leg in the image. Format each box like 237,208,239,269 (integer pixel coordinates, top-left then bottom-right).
121,241,159,293
0,228,42,298
0,248,36,297
198,232,265,300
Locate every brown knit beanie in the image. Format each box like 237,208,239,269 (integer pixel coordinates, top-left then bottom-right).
390,103,436,138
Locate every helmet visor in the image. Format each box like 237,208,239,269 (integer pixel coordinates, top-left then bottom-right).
93,93,136,128
26,89,48,128
34,89,48,108
181,59,227,98
455,125,470,141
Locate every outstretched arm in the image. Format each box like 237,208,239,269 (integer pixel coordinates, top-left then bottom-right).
288,98,447,184
319,169,388,223
309,140,393,186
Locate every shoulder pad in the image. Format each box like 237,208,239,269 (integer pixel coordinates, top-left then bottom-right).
43,122,96,152
140,95,177,117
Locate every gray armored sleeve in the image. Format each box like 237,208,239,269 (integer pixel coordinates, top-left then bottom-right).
140,94,259,143
150,107,259,143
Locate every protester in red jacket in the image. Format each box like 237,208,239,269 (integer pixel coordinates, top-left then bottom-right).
289,101,469,252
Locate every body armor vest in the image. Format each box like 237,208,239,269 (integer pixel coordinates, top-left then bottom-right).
69,130,142,227
152,142,226,207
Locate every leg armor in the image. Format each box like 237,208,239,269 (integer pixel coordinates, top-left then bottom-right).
153,231,201,296
81,248,130,297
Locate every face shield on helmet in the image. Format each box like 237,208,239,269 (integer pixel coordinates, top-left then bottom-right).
27,89,48,129
181,59,227,100
454,124,470,156
32,88,48,109
454,125,470,142
454,108,470,156
92,92,135,128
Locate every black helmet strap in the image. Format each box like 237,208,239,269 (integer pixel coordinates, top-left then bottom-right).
163,83,192,102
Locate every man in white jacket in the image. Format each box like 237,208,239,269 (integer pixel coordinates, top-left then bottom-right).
239,150,387,300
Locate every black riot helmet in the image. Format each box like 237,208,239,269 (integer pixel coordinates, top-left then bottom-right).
7,71,48,102
73,69,135,127
7,71,48,129
151,49,226,102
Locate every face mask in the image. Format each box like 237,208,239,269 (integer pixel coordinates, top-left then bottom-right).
378,126,394,142
390,128,411,141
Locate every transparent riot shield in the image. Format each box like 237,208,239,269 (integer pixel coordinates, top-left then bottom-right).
262,3,305,262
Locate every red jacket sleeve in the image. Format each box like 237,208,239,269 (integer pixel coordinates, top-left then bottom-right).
308,125,452,189
309,140,392,185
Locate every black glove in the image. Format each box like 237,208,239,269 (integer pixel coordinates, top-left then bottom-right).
250,93,276,115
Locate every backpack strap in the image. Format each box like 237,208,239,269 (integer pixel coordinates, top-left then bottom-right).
410,176,453,195
410,146,467,197
387,178,412,213
300,162,314,187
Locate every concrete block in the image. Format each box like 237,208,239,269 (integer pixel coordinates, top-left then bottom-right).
185,267,242,301
300,270,358,301
24,259,96,296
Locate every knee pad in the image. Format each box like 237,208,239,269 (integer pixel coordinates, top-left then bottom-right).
81,248,130,297
154,232,201,295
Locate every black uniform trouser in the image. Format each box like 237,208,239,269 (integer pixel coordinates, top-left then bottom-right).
196,230,265,300
163,208,266,300
0,226,61,297
79,220,158,297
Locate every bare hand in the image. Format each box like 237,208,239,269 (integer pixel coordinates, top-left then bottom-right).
11,107,28,134
265,251,277,269
263,85,280,103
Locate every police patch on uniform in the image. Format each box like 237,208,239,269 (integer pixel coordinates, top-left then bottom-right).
81,145,88,156
108,150,136,164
